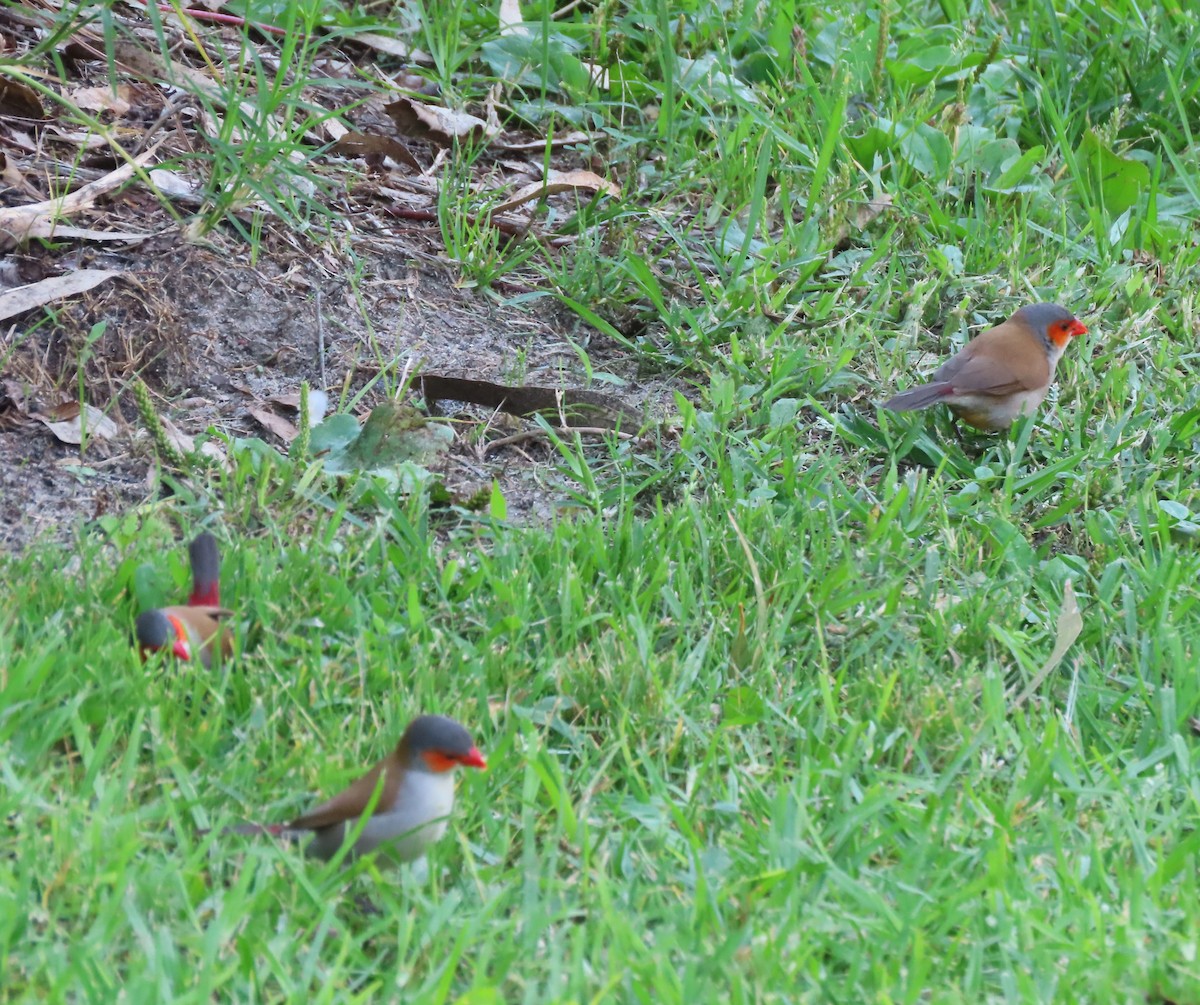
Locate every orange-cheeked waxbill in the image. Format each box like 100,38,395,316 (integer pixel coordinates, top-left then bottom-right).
881,302,1089,431
231,715,487,864
135,532,233,667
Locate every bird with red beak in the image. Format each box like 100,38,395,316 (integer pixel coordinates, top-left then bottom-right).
231,715,488,865
135,532,233,667
881,302,1090,431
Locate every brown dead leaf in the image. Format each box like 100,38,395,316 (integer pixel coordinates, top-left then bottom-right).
248,406,299,444
0,270,123,322
384,96,497,145
266,390,329,425
0,379,36,429
352,31,427,63
0,74,44,119
34,402,119,445
66,84,138,116
148,168,202,202
1,378,30,412
25,226,152,245
491,169,620,215
422,374,640,431
331,131,421,170
48,131,110,152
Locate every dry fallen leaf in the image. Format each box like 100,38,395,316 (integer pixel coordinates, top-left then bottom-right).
148,168,202,202
490,168,620,215
23,226,152,245
0,74,44,119
156,416,228,465
267,389,329,425
331,131,421,170
493,131,593,152
498,0,524,34
422,374,640,431
66,84,138,116
1011,579,1084,709
248,406,300,444
830,194,894,254
0,270,123,322
34,403,118,445
351,31,422,62
384,96,497,145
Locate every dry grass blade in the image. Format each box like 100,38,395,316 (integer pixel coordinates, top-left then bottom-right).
1010,580,1084,710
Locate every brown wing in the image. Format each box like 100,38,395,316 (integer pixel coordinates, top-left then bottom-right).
287,754,401,831
166,605,235,667
932,323,1049,397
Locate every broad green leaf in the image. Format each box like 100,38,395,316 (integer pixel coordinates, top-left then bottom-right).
323,402,453,475
990,144,1046,192
1076,130,1151,216
887,46,987,87
848,118,951,178
310,413,360,454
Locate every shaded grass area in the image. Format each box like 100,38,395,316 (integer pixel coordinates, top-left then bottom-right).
4,0,1200,1001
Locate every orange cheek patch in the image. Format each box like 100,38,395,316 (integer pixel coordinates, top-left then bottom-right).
422,751,461,773
166,616,192,660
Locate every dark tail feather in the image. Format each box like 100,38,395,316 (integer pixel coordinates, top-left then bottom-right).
881,382,954,413
188,532,222,606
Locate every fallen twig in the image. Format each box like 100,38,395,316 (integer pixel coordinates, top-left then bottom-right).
483,425,637,456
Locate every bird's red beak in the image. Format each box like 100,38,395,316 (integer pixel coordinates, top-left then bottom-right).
1067,319,1089,337
172,638,192,661
461,746,487,770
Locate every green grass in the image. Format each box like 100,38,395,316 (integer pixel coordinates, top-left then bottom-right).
5,0,1200,1001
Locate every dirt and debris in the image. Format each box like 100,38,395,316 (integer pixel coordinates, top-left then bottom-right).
0,3,683,552
1,234,674,550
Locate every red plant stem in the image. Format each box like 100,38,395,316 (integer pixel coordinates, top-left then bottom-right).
152,4,289,36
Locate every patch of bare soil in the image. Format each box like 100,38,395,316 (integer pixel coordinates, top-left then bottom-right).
1,229,672,551
0,4,687,552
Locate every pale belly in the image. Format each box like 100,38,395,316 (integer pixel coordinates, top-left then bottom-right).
303,774,456,864
947,386,1052,430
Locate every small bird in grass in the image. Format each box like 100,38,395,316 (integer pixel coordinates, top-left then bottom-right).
881,302,1090,431
229,715,487,865
135,532,233,667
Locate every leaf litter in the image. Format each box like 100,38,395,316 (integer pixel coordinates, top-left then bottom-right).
0,0,676,548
